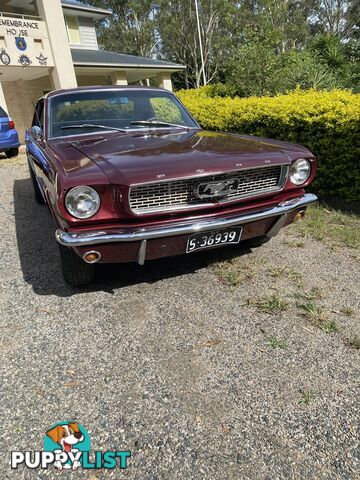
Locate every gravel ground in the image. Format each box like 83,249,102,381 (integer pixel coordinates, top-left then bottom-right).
0,158,359,480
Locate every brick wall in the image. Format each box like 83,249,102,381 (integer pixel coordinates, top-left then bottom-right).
2,76,52,143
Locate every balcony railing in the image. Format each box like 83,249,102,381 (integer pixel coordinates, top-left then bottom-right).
0,11,42,21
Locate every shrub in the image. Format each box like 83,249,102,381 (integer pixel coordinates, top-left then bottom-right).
54,100,133,122
198,83,244,98
275,51,342,91
151,97,183,123
177,88,360,201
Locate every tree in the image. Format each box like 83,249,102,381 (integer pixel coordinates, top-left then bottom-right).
83,0,360,93
85,0,158,57
157,0,234,88
224,41,281,96
276,50,342,90
311,0,360,39
312,35,360,90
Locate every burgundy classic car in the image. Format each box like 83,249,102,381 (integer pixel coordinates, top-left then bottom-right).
26,86,317,286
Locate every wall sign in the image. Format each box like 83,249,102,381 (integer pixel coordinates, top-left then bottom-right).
0,16,53,68
15,37,27,51
36,53,47,66
0,18,39,38
18,54,31,66
0,48,10,65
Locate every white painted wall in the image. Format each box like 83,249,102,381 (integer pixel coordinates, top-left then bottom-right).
78,17,98,50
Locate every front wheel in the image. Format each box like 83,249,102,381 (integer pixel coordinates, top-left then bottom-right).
58,244,96,286
6,147,19,158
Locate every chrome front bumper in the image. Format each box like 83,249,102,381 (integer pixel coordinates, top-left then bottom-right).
55,193,317,248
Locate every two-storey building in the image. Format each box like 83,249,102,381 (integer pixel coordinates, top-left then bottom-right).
0,0,185,141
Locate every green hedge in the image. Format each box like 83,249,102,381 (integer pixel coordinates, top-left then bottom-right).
177,88,360,201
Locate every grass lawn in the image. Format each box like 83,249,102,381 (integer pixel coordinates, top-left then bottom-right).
296,204,360,249
215,203,360,287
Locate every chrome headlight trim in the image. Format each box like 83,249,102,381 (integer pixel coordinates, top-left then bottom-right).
289,159,311,186
65,186,100,219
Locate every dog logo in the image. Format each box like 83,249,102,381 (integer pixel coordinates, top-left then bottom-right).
44,421,88,470
195,178,240,199
45,421,86,470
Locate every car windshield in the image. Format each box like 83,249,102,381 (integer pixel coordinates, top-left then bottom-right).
49,89,199,138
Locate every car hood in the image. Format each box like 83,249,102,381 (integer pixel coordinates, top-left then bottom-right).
53,129,313,186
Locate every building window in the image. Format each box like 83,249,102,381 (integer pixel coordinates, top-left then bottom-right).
65,16,81,44
34,39,44,51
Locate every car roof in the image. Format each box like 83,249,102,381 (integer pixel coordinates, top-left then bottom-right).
45,85,171,100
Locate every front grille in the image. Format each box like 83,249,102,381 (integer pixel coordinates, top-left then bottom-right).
129,165,286,214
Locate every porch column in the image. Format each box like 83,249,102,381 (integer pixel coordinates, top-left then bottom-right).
36,0,77,89
0,82,8,113
157,72,173,91
111,72,128,86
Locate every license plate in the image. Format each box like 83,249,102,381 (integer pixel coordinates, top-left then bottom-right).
186,227,242,253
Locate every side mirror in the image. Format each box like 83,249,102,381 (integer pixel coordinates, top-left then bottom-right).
31,125,43,142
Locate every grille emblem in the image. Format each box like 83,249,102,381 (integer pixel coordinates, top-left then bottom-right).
195,178,240,199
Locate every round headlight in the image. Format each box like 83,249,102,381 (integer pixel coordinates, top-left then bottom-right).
289,159,311,185
65,186,100,219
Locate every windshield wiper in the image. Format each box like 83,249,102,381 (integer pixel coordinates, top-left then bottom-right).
61,124,127,133
130,120,191,130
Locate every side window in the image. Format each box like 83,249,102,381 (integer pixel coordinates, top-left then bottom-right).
32,100,44,128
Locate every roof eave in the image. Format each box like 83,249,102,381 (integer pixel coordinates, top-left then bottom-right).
73,62,186,70
61,2,111,17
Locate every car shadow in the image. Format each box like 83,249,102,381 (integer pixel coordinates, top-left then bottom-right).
14,178,253,297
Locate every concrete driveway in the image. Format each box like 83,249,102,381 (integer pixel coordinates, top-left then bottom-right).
0,159,359,479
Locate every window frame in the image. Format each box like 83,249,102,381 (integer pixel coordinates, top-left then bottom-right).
47,88,200,140
65,15,81,45
32,99,44,129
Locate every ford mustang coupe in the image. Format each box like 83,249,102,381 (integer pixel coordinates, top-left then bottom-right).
26,86,317,286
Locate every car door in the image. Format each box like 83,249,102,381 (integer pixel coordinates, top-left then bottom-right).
26,99,55,203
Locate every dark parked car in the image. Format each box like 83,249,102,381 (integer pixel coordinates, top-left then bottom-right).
26,86,317,286
0,106,20,158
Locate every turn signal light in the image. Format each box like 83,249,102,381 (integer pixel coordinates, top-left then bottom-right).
83,251,101,264
294,210,306,222
9,120,15,129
